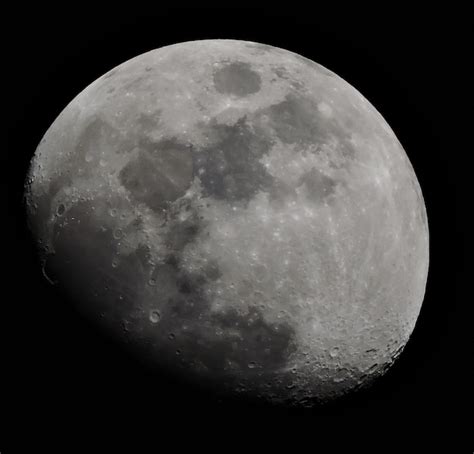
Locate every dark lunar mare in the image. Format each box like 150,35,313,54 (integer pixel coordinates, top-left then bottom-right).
25,106,333,400
38,189,297,400
213,61,262,97
261,93,356,159
23,92,355,405
192,117,275,204
119,137,193,212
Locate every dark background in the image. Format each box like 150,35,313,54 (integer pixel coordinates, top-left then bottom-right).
3,4,470,450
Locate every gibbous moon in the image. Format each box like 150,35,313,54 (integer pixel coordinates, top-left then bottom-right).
25,39,429,406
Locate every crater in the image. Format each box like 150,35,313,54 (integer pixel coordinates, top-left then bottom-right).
270,65,304,90
25,170,72,241
213,61,262,97
47,199,151,321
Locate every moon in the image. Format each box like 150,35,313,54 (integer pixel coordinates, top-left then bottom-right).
25,39,429,406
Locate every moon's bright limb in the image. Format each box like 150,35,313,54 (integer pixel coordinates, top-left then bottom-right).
25,40,429,406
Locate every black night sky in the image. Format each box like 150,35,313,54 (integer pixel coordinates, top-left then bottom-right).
3,5,470,451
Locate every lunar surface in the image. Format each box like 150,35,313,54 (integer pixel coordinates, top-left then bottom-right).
25,39,429,406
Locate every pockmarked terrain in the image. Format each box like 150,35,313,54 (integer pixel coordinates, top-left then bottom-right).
25,40,429,406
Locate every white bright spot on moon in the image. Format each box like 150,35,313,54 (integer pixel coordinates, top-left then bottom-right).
317,101,333,117
149,310,161,323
